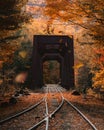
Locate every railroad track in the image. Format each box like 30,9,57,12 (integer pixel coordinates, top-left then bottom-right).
0,85,98,130
0,94,47,130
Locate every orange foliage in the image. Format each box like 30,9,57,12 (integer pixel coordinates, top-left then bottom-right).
93,48,104,88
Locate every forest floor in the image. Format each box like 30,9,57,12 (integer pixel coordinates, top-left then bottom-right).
0,91,104,130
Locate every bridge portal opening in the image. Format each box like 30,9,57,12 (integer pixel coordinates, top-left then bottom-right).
31,35,74,90
43,60,60,84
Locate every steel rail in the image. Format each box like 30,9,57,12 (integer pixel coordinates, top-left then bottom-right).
28,85,97,130
28,88,49,130
65,99,98,130
0,96,45,124
2,85,97,130
49,87,64,118
28,93,49,130
45,97,49,130
28,85,64,130
28,118,46,130
28,86,98,130
44,87,49,130
57,87,98,130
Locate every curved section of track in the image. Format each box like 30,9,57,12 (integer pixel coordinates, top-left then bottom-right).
0,97,45,124
28,86,64,130
0,85,98,130
56,86,97,130
0,95,47,130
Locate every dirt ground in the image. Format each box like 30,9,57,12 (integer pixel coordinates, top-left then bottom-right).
0,91,104,130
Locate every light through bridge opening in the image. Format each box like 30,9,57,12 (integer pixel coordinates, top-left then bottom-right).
43,60,60,85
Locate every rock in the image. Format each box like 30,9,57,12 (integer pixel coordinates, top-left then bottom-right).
9,97,17,104
14,91,20,97
14,93,19,97
24,91,30,95
35,116,40,119
71,90,80,95
19,89,24,94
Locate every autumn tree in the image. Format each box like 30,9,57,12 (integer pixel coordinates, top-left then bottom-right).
44,0,104,45
92,48,104,89
0,0,30,96
13,40,32,70
0,0,30,70
0,0,30,63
